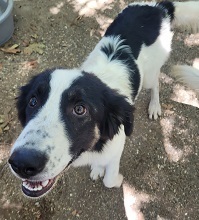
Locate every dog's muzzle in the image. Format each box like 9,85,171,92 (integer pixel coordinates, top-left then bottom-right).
8,148,84,198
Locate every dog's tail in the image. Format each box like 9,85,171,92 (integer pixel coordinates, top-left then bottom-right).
173,1,199,33
171,65,199,92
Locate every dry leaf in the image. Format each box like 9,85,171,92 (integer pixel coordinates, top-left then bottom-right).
70,15,83,26
0,63,2,71
162,104,173,110
3,126,9,131
22,60,38,70
31,34,38,39
0,110,13,130
22,39,30,47
0,44,21,54
0,114,5,124
0,127,3,135
24,43,45,55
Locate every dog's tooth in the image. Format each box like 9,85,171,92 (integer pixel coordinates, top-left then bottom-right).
22,181,27,187
22,181,29,189
42,180,49,187
22,180,48,191
37,185,42,191
27,184,33,191
33,187,38,191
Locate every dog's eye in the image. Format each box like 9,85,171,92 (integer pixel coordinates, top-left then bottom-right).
73,105,86,116
29,97,38,108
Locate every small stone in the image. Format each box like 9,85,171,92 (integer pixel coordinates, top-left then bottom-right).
35,202,40,207
3,126,9,131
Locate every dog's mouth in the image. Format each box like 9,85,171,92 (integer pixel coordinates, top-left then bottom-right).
22,177,57,198
20,149,85,198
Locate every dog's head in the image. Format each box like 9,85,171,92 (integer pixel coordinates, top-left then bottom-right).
9,68,134,198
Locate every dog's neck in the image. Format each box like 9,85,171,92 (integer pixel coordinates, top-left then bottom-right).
80,36,134,104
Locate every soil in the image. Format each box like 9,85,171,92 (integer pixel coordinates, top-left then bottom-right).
0,0,198,220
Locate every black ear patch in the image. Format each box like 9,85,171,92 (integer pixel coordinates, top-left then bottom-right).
17,84,32,127
16,69,52,127
100,90,134,140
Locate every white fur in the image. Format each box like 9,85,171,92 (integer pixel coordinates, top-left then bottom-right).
73,126,126,188
81,36,134,105
171,65,199,92
129,2,157,7
173,1,199,33
135,17,173,119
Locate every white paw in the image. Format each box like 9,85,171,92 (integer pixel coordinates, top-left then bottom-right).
103,173,123,188
90,166,105,181
148,101,161,120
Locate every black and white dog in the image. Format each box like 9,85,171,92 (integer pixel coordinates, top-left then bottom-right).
9,1,199,198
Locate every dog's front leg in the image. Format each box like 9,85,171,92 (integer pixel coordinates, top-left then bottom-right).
148,78,161,120
90,165,105,180
103,154,124,188
102,128,126,188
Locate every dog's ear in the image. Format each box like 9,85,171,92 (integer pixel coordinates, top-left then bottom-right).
16,84,31,127
100,90,134,140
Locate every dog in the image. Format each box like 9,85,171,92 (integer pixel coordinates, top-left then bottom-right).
8,1,199,198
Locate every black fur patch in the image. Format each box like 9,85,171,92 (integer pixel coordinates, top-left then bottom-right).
157,1,175,22
17,69,53,126
60,72,134,153
101,41,140,99
104,4,166,59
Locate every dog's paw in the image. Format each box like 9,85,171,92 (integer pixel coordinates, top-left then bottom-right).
103,173,123,188
90,166,105,181
148,101,161,120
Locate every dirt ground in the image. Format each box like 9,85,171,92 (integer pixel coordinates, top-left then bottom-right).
0,0,199,219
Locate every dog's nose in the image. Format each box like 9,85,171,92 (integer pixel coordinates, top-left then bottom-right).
8,149,48,179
